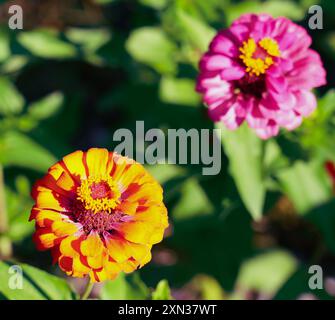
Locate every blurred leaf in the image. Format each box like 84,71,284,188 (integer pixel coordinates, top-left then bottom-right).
217,123,265,220
152,280,172,300
172,177,214,220
0,261,76,300
65,28,111,53
146,164,186,184
235,250,298,298
159,77,200,106
299,90,335,160
277,160,332,214
0,77,24,116
0,131,56,172
140,0,168,9
15,175,30,195
7,193,33,242
101,273,149,300
264,140,288,174
192,274,225,300
0,55,28,74
6,176,33,242
126,27,177,74
0,28,10,62
226,0,305,25
176,9,215,52
28,92,64,120
18,29,76,59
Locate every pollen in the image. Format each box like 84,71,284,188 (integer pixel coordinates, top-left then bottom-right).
76,175,121,214
239,37,280,76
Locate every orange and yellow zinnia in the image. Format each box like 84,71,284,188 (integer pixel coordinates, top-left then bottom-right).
29,148,168,282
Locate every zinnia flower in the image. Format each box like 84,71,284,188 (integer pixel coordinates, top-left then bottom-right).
29,148,168,282
196,14,326,139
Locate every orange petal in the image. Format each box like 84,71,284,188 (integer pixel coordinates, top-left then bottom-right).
104,235,130,263
80,232,104,257
117,163,145,191
115,200,138,216
33,229,57,250
139,249,152,267
120,259,139,273
60,235,78,256
118,221,155,244
125,183,163,204
85,148,109,177
52,220,79,237
104,258,121,275
56,171,76,192
35,209,63,227
72,255,90,276
35,189,69,212
105,234,150,262
87,256,104,269
62,150,87,182
111,154,129,181
134,205,168,228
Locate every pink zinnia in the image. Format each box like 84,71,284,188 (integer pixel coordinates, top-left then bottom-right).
196,14,326,139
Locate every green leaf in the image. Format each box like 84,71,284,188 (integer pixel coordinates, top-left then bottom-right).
101,273,149,300
234,250,298,298
6,176,34,242
18,29,76,59
0,28,10,62
146,164,186,185
277,160,332,214
172,177,214,220
0,55,28,74
226,0,305,25
190,275,225,300
176,9,215,52
0,77,24,116
140,0,168,9
0,261,76,300
217,123,265,220
65,28,111,53
0,131,56,172
152,280,172,300
159,77,200,107
28,92,64,120
126,27,177,74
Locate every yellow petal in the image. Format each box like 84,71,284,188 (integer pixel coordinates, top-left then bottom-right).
62,150,87,181
80,232,104,257
52,221,79,237
85,148,109,177
36,190,67,212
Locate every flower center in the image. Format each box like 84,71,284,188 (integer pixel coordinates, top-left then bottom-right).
239,37,280,76
76,175,121,214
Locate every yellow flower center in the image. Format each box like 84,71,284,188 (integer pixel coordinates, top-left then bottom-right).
239,37,281,76
76,175,121,214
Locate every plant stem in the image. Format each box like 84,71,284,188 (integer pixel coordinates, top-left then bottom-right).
0,164,12,259
80,281,94,300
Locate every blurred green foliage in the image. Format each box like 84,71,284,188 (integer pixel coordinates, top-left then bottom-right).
0,0,335,300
